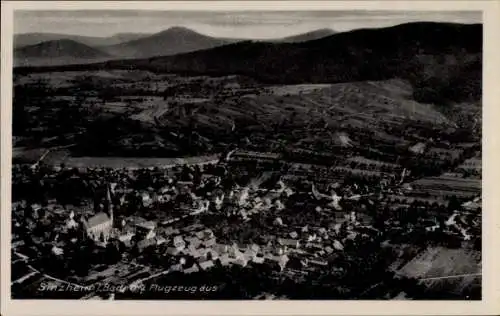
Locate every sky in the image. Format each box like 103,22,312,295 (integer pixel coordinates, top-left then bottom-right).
14,10,482,39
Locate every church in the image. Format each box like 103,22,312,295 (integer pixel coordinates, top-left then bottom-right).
81,183,114,244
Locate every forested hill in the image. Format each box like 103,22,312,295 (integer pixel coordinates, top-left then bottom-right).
14,22,482,105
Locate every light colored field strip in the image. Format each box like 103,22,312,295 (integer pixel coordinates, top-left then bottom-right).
419,273,481,281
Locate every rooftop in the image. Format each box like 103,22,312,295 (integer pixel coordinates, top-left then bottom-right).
84,212,111,229
136,220,156,231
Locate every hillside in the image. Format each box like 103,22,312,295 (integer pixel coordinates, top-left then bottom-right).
105,33,152,46
15,22,482,105
14,32,150,49
15,39,111,59
101,26,241,58
13,65,463,158
276,28,336,43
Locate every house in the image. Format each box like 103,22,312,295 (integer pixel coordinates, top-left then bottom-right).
51,245,64,256
200,247,212,258
214,193,225,210
252,256,265,264
278,238,300,248
264,258,282,271
183,265,199,274
195,231,205,240
306,242,323,250
243,248,258,261
141,192,153,207
409,142,426,154
172,236,186,250
332,240,344,251
203,237,216,248
137,237,156,252
166,247,181,256
118,231,135,243
214,244,230,254
157,194,171,204
167,227,181,235
203,229,215,239
229,245,245,259
186,236,202,248
234,257,248,267
346,232,358,240
128,216,147,227
309,259,328,266
265,254,289,271
206,249,219,261
462,197,481,211
170,264,183,272
122,239,133,248
155,236,167,245
199,260,215,271
248,244,260,254
284,188,294,197
189,247,203,258
459,157,481,172
12,240,25,248
135,221,156,239
219,254,231,267
177,180,194,188
183,224,204,233
65,211,79,230
136,221,156,231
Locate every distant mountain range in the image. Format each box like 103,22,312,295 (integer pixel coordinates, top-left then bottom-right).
14,22,481,104
101,26,241,59
15,39,111,58
14,32,151,48
276,28,336,43
13,27,337,65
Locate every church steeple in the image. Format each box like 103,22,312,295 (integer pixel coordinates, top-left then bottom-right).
106,183,114,223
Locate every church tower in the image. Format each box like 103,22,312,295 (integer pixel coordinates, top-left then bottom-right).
106,183,114,225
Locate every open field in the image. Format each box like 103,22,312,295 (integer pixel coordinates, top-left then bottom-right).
59,155,219,169
397,247,481,279
396,247,481,296
14,149,219,169
411,176,481,198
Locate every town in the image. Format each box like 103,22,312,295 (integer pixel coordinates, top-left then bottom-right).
11,118,481,300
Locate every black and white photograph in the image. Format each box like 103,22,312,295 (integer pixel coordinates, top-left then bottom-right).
2,1,498,312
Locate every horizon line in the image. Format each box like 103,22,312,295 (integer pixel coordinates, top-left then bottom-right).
13,20,481,40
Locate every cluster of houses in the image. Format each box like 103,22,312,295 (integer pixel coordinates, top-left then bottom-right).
12,133,481,288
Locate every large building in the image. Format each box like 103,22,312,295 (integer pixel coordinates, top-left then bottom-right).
82,184,114,243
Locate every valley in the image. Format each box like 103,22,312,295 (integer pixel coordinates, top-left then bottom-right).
13,68,477,167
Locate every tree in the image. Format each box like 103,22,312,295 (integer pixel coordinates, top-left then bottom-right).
448,195,462,211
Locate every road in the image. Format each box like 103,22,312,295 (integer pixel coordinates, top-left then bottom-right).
419,273,481,281
30,144,75,169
